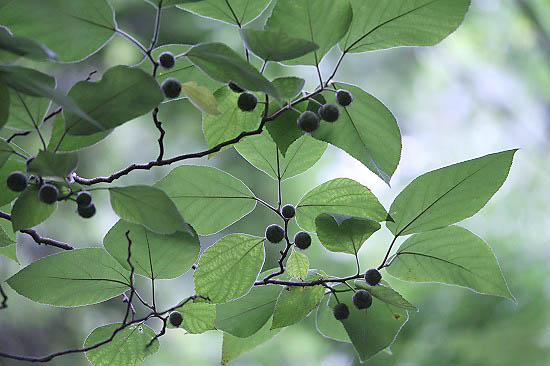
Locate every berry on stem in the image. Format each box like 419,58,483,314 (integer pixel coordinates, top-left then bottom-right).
78,203,96,219
333,303,350,320
76,191,92,207
336,89,353,106
297,111,320,133
158,51,175,69
6,171,28,192
281,204,295,219
364,268,382,286
161,78,181,99
169,312,183,327
237,92,257,112
39,184,59,204
265,224,285,243
318,104,339,122
294,231,311,250
352,289,373,309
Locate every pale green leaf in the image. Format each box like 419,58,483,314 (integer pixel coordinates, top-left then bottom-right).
286,248,309,280
355,280,418,311
169,301,216,334
241,28,319,62
271,77,305,103
316,295,350,343
0,139,12,169
47,115,111,152
181,81,220,115
194,234,265,303
315,213,380,255
0,244,18,264
11,185,57,231
7,248,129,306
178,0,271,26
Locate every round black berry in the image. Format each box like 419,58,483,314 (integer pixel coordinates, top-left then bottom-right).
352,289,373,309
336,89,353,107
296,111,320,133
333,303,350,320
169,312,183,327
237,92,257,112
76,191,92,207
265,224,285,244
318,104,339,122
38,184,59,204
158,51,175,69
161,77,181,99
6,171,27,192
294,231,311,250
78,203,96,218
364,268,382,286
228,81,244,93
281,204,295,219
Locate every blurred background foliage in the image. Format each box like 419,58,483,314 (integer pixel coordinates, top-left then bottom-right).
1,0,549,365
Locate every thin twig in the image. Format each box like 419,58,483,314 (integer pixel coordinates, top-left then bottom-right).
0,285,7,309
122,231,135,324
6,131,31,143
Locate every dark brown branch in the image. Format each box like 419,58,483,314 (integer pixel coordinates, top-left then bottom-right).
0,211,74,251
152,107,165,161
255,272,364,287
0,285,7,309
6,131,31,143
261,220,293,283
122,231,135,324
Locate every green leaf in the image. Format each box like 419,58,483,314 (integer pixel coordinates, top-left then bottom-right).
181,81,220,115
141,45,222,91
313,83,401,184
26,150,77,179
325,288,408,362
296,178,387,232
177,0,271,26
241,28,319,62
11,185,57,231
355,280,418,311
272,277,325,329
386,226,514,300
387,150,517,236
216,279,282,338
0,139,12,169
222,317,281,365
194,234,265,303
109,185,188,235
342,0,471,53
47,115,111,152
266,106,304,156
315,214,380,255
203,87,262,152
84,323,159,366
0,30,57,60
103,220,199,280
155,165,257,235
65,66,164,136
0,244,18,264
0,81,8,128
0,225,15,248
265,0,353,65
170,301,216,334
146,0,203,8
6,89,52,131
0,0,116,62
316,295,350,343
7,248,129,306
185,43,279,99
235,131,327,181
271,77,305,103
0,157,26,206
286,248,309,280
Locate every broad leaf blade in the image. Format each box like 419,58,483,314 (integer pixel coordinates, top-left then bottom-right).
286,249,309,280
177,0,271,26
296,178,387,232
181,81,220,115
109,185,188,235
169,301,216,334
386,226,514,300
271,77,305,103
241,28,319,62
0,158,26,206
104,220,199,280
11,185,57,231
194,234,265,303
315,213,381,255
27,150,78,179
7,248,129,306
0,81,9,128
355,281,418,311
155,165,257,235
0,30,57,60
387,150,517,235
48,115,111,152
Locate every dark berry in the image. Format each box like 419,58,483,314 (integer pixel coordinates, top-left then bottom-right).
296,111,320,133
352,289,373,309
6,171,27,192
38,184,58,204
161,77,181,99
265,224,285,243
169,312,183,327
76,191,92,207
336,89,353,106
78,203,96,218
237,92,257,112
318,104,339,122
158,51,175,69
364,268,382,286
228,81,244,93
333,303,349,320
294,231,311,250
281,204,295,219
